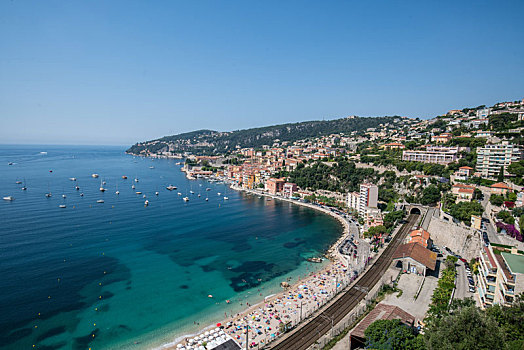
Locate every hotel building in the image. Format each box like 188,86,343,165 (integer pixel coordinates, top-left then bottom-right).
402,146,459,165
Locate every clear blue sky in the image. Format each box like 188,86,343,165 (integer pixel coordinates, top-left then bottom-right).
1,0,523,145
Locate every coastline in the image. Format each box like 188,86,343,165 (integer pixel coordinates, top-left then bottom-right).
160,184,353,350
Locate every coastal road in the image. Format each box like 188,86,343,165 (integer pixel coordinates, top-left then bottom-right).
269,213,420,350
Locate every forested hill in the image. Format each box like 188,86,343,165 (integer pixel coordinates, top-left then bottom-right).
127,115,413,155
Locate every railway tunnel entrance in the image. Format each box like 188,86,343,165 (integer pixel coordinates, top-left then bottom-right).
410,207,421,215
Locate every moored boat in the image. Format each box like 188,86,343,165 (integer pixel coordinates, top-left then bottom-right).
3,196,14,201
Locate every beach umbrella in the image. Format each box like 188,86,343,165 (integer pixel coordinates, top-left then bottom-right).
216,323,221,328
177,345,182,349
215,327,220,331
204,331,210,336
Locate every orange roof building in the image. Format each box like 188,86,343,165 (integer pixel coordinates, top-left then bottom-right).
409,229,432,248
490,182,512,195
393,242,437,276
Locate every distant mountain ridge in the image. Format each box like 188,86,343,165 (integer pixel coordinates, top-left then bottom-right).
126,115,414,155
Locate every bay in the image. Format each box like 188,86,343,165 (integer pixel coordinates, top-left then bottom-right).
0,145,342,349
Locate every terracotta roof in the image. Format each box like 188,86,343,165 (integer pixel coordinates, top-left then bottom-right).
393,243,437,270
491,182,511,189
411,236,429,248
351,303,415,339
459,166,474,170
453,183,475,190
410,229,430,240
458,188,474,194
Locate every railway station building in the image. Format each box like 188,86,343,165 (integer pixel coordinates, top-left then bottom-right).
392,242,437,276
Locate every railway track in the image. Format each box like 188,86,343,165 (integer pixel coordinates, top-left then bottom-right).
270,213,419,350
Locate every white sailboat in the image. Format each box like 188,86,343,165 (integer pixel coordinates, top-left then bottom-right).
99,179,106,192
3,196,14,201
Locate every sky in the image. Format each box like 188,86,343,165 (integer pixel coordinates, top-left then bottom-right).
1,0,523,146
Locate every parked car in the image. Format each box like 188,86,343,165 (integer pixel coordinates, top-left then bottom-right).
469,286,476,293
460,258,468,264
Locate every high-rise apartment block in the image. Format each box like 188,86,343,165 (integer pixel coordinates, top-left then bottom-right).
476,141,523,178
359,183,378,217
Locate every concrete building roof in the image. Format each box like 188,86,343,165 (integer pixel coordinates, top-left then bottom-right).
501,252,524,275
393,243,437,270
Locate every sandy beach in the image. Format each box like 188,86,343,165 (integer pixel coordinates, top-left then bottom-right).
162,186,363,350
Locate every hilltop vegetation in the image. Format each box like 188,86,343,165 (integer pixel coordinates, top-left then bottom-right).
127,116,413,155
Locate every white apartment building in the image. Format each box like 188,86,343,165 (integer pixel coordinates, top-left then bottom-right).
478,245,524,308
476,141,524,178
402,146,459,165
359,183,378,217
347,191,360,212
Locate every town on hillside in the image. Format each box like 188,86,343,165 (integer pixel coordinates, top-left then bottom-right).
130,99,524,349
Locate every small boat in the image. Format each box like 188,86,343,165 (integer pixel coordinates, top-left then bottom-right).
22,185,27,191
149,166,154,169
208,295,213,298
177,192,182,196
205,198,209,201
92,173,99,178
122,175,128,179
136,191,142,195
97,199,104,203
144,200,149,206
197,194,201,197
15,181,22,184
80,193,84,197
134,178,139,182
143,194,146,198
59,204,66,208
190,190,194,194
183,197,189,202
224,197,229,200
307,257,323,263
99,187,106,192
3,196,14,201
45,193,52,198
62,194,66,198
155,192,159,196
8,162,14,165
69,177,77,181
102,181,106,185
132,185,136,189
40,152,47,155
217,192,221,195
206,188,211,191
166,185,177,191
75,186,80,190
116,190,120,195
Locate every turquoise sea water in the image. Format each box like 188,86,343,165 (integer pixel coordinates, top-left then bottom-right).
0,145,342,350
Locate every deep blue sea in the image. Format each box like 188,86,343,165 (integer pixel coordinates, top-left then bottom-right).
0,145,342,350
